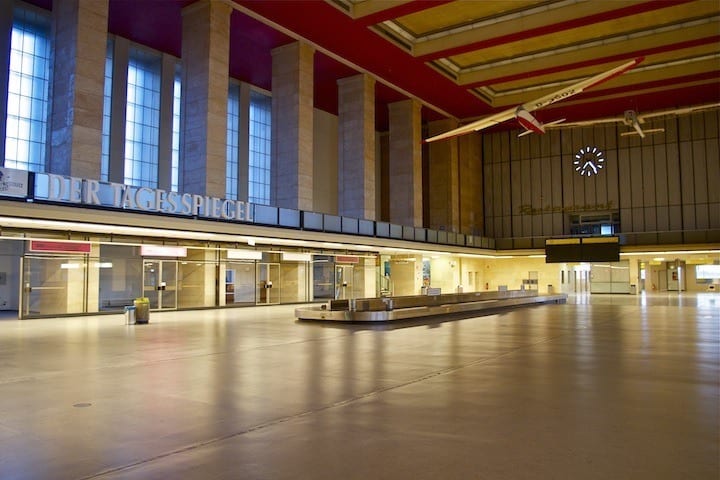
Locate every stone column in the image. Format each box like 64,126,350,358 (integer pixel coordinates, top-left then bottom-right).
337,74,376,220
0,0,12,165
427,118,460,232
49,0,108,178
271,41,314,211
388,99,422,227
181,0,232,197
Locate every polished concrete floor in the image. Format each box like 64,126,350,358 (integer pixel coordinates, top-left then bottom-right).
0,293,718,480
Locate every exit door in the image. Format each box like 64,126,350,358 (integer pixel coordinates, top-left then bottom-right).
256,263,280,305
143,260,178,310
335,265,354,299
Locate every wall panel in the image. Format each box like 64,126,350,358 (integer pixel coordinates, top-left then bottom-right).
668,205,683,231
641,144,655,206
707,138,720,203
678,114,692,142
705,110,718,138
691,111,705,138
522,215,532,238
679,141,695,211
654,144,668,206
664,116,678,143
502,215,511,238
500,162,511,217
693,140,708,205
629,146,643,208
632,207,644,232
618,147,632,210
709,203,720,229
553,213,563,235
666,142,681,208
695,203,708,229
682,204,696,231
606,145,619,209
656,205,669,231
532,214,542,237
644,206,657,232
542,213,553,236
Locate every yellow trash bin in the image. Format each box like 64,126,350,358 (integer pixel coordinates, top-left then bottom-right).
133,297,150,324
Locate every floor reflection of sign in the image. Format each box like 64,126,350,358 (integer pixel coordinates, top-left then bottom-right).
0,272,6,285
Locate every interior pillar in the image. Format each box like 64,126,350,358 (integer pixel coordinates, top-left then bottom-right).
388,99,422,227
49,0,109,178
271,41,315,211
337,73,376,220
181,0,232,198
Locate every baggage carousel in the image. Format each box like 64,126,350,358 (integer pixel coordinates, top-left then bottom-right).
295,290,567,322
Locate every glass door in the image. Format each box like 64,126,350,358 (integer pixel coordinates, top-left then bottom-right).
256,263,280,305
21,255,87,318
335,265,354,299
312,256,334,300
143,260,178,310
225,261,256,306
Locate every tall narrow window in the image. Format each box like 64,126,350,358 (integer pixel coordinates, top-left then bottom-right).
4,7,51,172
171,66,181,192
249,90,271,205
226,83,240,200
101,39,114,181
124,47,161,187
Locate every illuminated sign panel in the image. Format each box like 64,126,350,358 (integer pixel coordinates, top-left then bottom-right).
29,240,92,254
282,252,312,262
140,245,188,257
336,255,359,264
227,249,263,260
31,172,254,223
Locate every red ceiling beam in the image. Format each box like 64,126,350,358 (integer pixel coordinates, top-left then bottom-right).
571,71,720,99
464,35,720,89
355,0,454,26
416,0,695,61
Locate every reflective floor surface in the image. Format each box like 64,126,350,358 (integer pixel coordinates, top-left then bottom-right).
0,293,718,479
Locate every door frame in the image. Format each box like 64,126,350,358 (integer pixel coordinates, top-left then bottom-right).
256,262,280,305
142,259,178,311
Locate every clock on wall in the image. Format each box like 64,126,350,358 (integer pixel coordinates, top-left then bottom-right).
574,146,605,176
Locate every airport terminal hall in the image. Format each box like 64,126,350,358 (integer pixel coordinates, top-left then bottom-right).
0,0,719,478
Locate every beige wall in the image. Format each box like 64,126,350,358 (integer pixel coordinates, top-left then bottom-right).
389,256,422,296
482,257,561,293
426,255,461,294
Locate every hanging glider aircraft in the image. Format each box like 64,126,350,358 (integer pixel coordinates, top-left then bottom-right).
540,102,720,138
424,57,644,143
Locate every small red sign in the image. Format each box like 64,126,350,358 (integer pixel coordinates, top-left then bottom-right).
336,255,359,264
29,240,92,254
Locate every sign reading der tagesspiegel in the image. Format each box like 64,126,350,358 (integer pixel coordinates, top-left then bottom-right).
30,172,254,223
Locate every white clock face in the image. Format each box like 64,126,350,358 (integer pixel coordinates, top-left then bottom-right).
574,146,605,176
